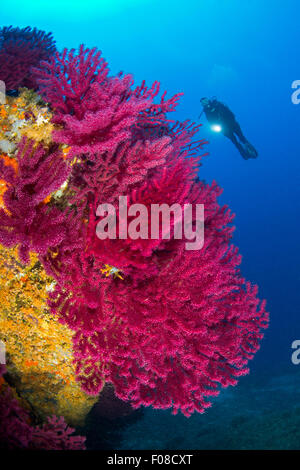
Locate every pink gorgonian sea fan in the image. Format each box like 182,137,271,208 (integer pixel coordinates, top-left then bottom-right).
61,155,268,417
31,44,269,416
0,25,56,91
0,138,70,264
33,45,184,159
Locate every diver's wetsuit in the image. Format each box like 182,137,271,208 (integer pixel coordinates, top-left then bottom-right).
202,98,258,159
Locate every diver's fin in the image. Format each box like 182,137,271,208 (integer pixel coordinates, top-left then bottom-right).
243,141,258,158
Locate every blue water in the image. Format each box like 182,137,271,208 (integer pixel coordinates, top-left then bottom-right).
3,0,300,449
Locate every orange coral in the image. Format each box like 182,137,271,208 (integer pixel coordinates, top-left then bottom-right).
0,153,18,173
0,245,97,425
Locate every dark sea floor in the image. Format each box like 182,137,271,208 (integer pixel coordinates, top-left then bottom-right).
81,363,300,450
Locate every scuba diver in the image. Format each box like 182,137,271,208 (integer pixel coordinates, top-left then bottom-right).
200,97,258,160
